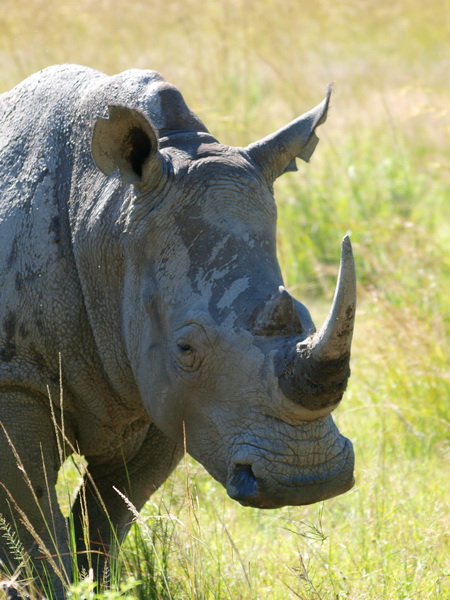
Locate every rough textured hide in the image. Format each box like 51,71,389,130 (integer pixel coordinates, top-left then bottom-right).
0,65,355,596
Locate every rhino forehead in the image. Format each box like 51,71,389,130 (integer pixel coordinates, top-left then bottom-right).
186,270,250,326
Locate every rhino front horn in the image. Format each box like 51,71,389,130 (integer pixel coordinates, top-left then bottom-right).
277,236,356,411
245,85,332,182
310,235,356,362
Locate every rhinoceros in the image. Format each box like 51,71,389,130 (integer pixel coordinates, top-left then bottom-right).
0,65,355,594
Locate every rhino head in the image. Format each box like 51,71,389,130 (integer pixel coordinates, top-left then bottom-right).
90,82,355,508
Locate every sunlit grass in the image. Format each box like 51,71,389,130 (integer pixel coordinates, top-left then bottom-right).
1,0,449,598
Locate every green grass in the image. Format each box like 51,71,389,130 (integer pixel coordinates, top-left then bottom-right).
1,0,449,598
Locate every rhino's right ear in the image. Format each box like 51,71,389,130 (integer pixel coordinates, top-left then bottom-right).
92,105,163,186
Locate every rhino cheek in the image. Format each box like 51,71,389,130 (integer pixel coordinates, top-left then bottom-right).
130,332,184,441
179,343,276,485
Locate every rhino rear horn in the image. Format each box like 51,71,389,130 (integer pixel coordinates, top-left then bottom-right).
246,85,332,182
92,105,164,185
251,286,304,336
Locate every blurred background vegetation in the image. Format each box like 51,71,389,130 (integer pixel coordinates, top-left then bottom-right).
1,0,449,598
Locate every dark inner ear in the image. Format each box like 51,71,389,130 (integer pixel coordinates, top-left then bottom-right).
124,127,152,177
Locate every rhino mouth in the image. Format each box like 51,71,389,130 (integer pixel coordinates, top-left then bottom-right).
226,437,355,509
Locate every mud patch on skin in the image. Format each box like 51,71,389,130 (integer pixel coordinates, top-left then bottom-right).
18,323,30,339
0,344,16,362
175,204,280,325
3,312,17,338
28,343,45,367
15,272,23,292
48,215,61,243
6,236,19,269
0,312,17,362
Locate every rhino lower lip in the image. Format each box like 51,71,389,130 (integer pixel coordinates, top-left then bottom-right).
230,471,355,509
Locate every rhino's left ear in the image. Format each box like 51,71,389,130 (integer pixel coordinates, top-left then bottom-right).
246,85,332,182
92,105,163,186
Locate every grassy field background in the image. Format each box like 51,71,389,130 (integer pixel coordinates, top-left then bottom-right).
1,0,449,598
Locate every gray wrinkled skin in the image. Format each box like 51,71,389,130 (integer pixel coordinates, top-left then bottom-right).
0,65,355,594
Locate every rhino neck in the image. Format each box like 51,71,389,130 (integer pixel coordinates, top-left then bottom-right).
68,177,142,409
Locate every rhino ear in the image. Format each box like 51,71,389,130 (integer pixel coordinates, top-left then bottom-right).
92,105,163,185
246,85,332,182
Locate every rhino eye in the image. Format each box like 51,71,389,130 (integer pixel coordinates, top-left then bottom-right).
175,322,207,372
176,340,199,372
177,343,192,353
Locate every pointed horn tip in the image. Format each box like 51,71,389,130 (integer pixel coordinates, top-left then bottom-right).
341,234,354,259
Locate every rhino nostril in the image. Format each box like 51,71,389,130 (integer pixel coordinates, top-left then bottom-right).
228,464,257,500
